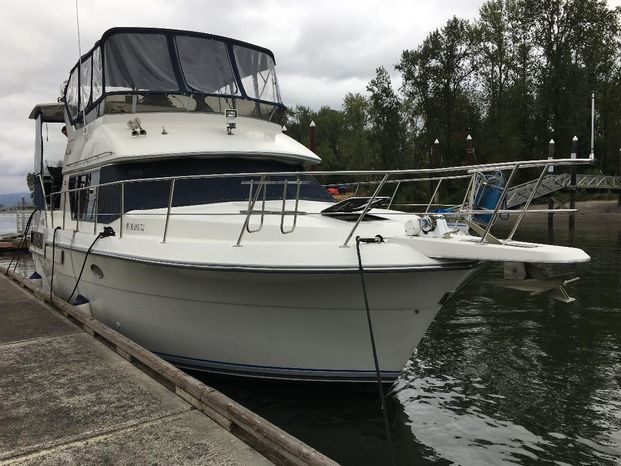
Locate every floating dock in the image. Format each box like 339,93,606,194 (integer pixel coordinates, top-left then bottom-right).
0,268,336,465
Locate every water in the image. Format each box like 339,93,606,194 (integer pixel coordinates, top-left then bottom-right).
6,221,621,465
0,213,16,235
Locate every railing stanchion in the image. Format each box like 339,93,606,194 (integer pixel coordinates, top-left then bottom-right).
454,174,476,225
387,181,402,209
62,190,66,230
120,183,125,238
50,193,55,228
93,186,99,234
38,175,48,229
480,165,519,243
507,164,549,240
76,187,80,232
425,178,443,213
162,179,176,243
342,174,390,248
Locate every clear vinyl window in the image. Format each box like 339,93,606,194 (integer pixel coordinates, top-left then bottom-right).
233,46,280,103
175,36,240,95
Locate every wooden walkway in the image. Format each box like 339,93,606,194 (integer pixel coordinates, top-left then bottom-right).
0,269,336,466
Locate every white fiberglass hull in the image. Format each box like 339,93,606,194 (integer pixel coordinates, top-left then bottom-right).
33,249,480,382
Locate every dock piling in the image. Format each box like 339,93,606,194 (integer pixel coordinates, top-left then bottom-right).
548,139,555,240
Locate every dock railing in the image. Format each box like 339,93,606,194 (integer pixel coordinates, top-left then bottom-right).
47,156,593,246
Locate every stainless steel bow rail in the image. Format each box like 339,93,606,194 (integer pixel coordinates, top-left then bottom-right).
44,156,593,246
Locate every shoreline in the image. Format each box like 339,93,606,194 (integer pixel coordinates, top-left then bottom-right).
503,199,621,227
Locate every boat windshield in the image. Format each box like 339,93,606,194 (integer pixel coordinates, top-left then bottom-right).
64,28,284,126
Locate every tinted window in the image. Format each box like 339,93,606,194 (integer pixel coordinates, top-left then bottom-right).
104,33,178,92
96,158,332,222
176,36,239,95
69,171,99,221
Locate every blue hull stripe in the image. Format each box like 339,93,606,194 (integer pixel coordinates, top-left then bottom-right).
155,351,401,383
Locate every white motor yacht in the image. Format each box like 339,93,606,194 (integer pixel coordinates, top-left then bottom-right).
27,27,591,382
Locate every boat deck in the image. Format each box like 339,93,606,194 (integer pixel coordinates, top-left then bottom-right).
0,270,333,465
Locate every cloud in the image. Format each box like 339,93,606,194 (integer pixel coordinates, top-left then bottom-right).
0,0,485,194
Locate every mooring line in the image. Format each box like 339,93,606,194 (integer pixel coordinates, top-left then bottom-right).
355,235,396,466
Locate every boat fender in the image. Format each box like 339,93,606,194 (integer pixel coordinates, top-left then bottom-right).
28,271,42,287
404,218,421,236
73,294,93,317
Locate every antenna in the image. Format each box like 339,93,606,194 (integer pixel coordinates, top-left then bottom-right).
75,0,87,133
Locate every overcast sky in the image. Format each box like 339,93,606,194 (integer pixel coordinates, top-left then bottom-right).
1,0,619,195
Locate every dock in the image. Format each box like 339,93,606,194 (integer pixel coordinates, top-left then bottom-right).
0,268,336,466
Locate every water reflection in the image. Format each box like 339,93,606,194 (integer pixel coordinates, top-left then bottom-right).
391,225,621,465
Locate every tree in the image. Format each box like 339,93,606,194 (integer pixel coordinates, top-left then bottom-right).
26,173,36,200
367,67,403,169
475,0,535,161
527,0,620,162
397,17,480,167
340,93,372,169
284,105,315,147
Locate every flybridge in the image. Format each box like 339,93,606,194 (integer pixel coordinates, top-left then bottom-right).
62,27,284,127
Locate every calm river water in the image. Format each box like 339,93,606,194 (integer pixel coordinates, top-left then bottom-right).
3,218,620,465
0,213,17,235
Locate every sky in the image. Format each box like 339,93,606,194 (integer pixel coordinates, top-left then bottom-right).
0,0,619,195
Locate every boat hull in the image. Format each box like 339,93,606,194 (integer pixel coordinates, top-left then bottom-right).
33,249,481,382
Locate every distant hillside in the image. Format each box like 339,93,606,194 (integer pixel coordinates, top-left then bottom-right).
0,192,31,208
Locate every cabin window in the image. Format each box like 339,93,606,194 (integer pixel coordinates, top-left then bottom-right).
66,67,79,120
175,36,239,95
69,171,100,221
79,56,93,112
92,47,103,102
104,33,177,92
233,46,280,103
95,159,333,223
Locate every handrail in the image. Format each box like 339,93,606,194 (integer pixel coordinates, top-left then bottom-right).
42,156,594,248
235,175,266,247
280,176,302,234
47,156,594,198
245,178,268,234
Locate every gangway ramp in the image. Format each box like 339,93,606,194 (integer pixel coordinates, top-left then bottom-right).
506,174,621,208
